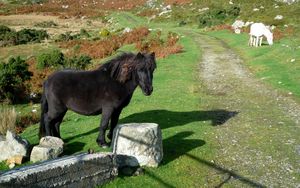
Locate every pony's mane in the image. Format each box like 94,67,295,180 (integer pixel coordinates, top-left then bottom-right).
99,52,155,83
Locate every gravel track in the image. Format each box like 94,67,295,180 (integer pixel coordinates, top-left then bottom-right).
193,33,300,188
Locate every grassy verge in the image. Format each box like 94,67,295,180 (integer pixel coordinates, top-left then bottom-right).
208,30,300,101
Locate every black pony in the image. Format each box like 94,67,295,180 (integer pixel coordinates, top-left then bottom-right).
39,52,156,147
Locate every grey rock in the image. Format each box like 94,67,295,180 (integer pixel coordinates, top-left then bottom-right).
39,136,64,148
112,123,163,167
30,136,64,162
0,131,30,162
30,145,63,163
0,152,117,187
232,20,245,29
276,0,299,4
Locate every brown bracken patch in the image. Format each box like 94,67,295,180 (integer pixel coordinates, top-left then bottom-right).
6,0,147,18
59,27,150,59
164,0,192,5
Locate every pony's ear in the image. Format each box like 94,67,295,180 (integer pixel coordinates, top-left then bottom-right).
151,52,155,57
136,52,144,59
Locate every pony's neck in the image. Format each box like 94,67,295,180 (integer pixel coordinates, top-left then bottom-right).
124,76,138,94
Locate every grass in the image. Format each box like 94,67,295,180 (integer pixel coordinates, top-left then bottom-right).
0,28,222,186
0,43,58,62
208,30,300,100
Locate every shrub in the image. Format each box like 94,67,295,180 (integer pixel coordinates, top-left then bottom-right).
99,28,110,37
0,56,32,103
0,25,12,34
56,31,75,42
37,49,92,70
65,55,92,70
36,49,65,69
0,25,49,46
198,6,240,28
17,28,49,44
80,29,90,38
0,107,16,135
34,21,57,28
55,30,90,42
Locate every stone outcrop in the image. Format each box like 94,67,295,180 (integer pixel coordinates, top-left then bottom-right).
0,152,117,188
0,131,30,163
30,136,64,163
112,123,163,167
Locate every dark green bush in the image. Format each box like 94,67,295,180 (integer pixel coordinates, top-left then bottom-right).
55,30,90,42
0,25,49,46
6,0,46,5
80,29,90,38
0,57,32,103
198,6,240,28
34,21,57,28
36,49,65,69
37,49,92,70
17,29,49,44
56,31,75,42
0,25,12,34
65,55,92,70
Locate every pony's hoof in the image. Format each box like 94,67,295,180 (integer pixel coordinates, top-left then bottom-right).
101,144,109,148
98,142,110,148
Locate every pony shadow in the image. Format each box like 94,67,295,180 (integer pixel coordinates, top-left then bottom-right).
63,141,86,155
64,109,237,142
119,109,238,129
162,131,206,165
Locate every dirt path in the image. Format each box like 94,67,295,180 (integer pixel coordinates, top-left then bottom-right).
193,33,300,187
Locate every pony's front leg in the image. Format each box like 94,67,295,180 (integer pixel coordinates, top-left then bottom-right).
96,108,113,148
107,108,122,140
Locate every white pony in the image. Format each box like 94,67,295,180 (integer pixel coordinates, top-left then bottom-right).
249,23,273,47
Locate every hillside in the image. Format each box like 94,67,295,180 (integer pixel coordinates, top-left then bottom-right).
0,0,300,187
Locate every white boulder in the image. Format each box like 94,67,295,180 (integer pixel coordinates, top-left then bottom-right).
274,15,283,20
112,123,163,168
232,20,245,29
0,131,30,162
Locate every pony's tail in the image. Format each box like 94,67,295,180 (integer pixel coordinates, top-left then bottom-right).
39,86,48,139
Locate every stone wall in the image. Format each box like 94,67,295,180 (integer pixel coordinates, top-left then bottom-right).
0,152,117,188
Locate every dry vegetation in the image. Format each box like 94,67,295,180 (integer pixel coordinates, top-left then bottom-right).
25,27,182,95
0,107,16,135
3,0,147,18
164,0,192,5
59,27,150,59
0,14,105,37
136,31,183,58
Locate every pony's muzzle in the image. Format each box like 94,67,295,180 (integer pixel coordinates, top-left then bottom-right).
144,86,153,96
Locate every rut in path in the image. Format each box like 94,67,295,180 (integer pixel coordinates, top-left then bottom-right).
194,33,300,187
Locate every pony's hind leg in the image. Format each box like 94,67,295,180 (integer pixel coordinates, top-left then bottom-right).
52,111,67,138
45,104,67,138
